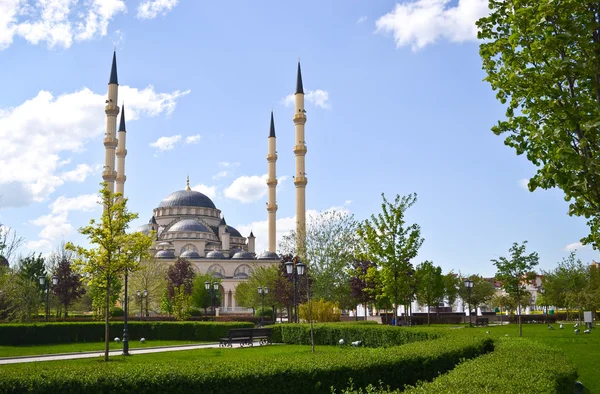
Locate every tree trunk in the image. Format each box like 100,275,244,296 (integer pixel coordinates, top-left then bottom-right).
104,278,111,362
500,306,503,325
427,305,430,326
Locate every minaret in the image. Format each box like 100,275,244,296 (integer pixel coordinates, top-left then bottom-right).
266,111,278,252
115,103,127,196
293,61,307,254
102,51,119,194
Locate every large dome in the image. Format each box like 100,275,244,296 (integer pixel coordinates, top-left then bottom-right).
159,190,216,209
167,219,210,233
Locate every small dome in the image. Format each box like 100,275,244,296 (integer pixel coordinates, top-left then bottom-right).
232,251,254,260
167,219,210,233
257,251,279,260
136,223,151,235
155,250,175,259
206,250,225,259
180,250,201,259
159,190,216,209
226,226,242,238
158,242,172,247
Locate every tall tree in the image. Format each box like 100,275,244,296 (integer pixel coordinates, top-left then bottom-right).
349,260,377,318
443,272,461,311
279,210,357,304
52,258,85,318
542,252,588,320
478,1,600,249
166,258,195,320
415,261,444,326
457,275,496,317
67,184,153,361
129,257,167,317
17,253,46,293
357,193,424,325
190,272,221,316
492,241,539,337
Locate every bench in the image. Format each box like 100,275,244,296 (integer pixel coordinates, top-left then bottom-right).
219,328,272,348
475,318,489,327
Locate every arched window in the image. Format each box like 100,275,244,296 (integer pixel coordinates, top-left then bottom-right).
234,264,253,279
207,264,225,278
180,244,198,254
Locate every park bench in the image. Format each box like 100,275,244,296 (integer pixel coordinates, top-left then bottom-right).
475,318,489,327
219,328,272,347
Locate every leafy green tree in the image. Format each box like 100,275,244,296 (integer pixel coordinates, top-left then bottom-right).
160,288,173,317
491,293,513,325
129,257,167,317
349,260,377,319
478,0,600,249
67,184,154,362
458,275,496,321
52,258,85,318
357,193,424,325
415,261,444,326
279,210,357,304
443,272,461,311
492,241,539,337
17,254,46,293
191,272,221,316
542,252,587,320
166,258,195,320
233,266,278,314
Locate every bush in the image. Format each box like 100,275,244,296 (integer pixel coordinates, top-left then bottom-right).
110,307,124,317
0,336,493,393
0,321,254,345
271,323,443,347
299,299,341,322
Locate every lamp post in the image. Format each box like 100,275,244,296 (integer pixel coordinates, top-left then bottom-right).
122,251,132,356
39,275,58,322
285,258,305,323
205,281,219,321
258,286,268,326
136,289,147,321
464,279,474,327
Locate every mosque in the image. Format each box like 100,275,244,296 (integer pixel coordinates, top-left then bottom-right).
101,52,308,311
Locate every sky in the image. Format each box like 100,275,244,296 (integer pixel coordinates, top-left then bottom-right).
0,0,597,277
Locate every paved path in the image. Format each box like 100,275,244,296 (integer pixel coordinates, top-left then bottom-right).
0,342,262,365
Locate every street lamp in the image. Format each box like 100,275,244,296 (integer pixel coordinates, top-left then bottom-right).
122,250,133,356
39,275,59,322
284,258,305,323
258,286,269,326
136,289,148,321
205,281,219,321
464,279,474,327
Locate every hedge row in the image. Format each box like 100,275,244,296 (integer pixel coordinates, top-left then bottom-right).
0,336,493,394
338,339,577,394
0,321,253,345
272,323,443,347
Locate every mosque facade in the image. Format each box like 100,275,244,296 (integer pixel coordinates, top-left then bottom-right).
101,52,308,312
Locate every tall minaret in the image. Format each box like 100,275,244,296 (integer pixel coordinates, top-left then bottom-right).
115,103,127,196
293,61,307,254
102,51,119,194
266,111,278,252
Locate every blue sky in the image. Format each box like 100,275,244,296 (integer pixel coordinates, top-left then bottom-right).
0,0,597,277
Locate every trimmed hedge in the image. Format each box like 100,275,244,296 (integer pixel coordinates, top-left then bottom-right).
0,321,253,345
272,323,443,347
0,336,493,394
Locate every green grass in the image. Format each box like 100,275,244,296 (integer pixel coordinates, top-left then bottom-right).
0,340,209,358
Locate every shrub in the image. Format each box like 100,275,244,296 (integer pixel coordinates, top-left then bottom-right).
0,337,493,393
110,307,124,317
299,299,341,322
271,323,443,347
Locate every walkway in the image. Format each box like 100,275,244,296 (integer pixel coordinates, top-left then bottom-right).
0,341,260,365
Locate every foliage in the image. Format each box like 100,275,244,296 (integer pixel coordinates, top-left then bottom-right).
160,289,173,317
542,252,589,319
492,241,539,337
233,265,278,310
279,210,358,305
271,255,310,318
66,183,154,361
17,253,47,292
172,285,192,321
477,0,600,249
0,222,24,265
298,299,341,322
0,335,492,394
129,258,167,316
457,275,496,313
190,272,220,315
52,258,85,318
0,272,41,322
349,260,377,307
357,193,424,324
88,275,121,318
166,258,195,299
414,261,444,326
443,272,460,308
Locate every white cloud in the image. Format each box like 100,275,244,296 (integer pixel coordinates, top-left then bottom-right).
185,134,201,144
235,203,352,254
282,89,331,109
1,0,127,50
212,171,228,180
0,85,189,207
375,0,488,51
564,242,589,252
137,0,179,20
192,184,217,199
224,174,269,203
218,161,240,169
150,135,181,152
212,162,240,180
28,193,99,251
357,16,367,24
518,179,530,191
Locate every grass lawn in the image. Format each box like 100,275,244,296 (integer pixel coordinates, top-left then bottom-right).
0,340,210,358
449,323,599,393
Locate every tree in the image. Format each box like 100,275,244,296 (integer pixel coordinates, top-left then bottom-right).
279,210,357,304
233,265,279,314
357,193,424,325
129,257,167,317
17,253,46,293
271,255,310,322
166,258,195,320
66,184,153,362
443,272,461,311
491,293,513,325
478,1,600,249
52,258,85,318
492,241,539,337
415,261,444,326
349,260,377,319
191,272,221,316
542,252,587,320
457,275,495,322
0,222,24,265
